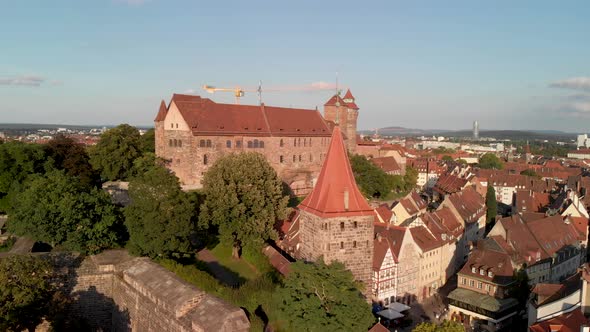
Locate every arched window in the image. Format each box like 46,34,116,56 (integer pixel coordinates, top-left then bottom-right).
253,139,259,148
259,141,264,148
280,155,284,163
298,138,301,147
173,139,177,147
206,140,212,148
170,123,173,129
226,140,232,148
299,155,302,162
340,242,344,249
309,138,312,146
199,140,206,147
353,241,357,248
280,139,284,147
203,154,208,165
247,141,253,148
175,123,178,128
178,140,182,148
294,138,297,147
169,139,173,147
293,155,296,162
236,140,242,148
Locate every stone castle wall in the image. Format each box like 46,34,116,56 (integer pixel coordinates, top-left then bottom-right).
297,210,374,297
51,250,250,332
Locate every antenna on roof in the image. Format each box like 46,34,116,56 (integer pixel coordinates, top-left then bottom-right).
258,80,262,106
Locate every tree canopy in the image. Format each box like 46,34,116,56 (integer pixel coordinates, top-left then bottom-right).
199,152,288,258
0,255,56,332
45,134,99,187
485,185,497,232
272,260,374,332
403,166,418,191
124,163,195,258
89,124,142,181
7,170,123,253
412,320,464,332
478,153,503,170
520,169,541,179
349,154,393,198
0,141,47,212
140,128,155,154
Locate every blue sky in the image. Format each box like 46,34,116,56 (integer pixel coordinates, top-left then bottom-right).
1,0,590,132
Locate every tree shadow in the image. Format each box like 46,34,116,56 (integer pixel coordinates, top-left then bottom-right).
203,260,247,287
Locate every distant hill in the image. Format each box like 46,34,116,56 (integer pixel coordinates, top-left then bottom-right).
359,127,576,141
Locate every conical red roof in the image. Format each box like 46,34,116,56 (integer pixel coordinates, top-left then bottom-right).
343,89,355,100
299,127,373,217
154,100,168,122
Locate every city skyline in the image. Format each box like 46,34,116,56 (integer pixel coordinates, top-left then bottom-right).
2,1,590,131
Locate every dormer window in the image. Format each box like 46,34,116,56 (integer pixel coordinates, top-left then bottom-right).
471,266,476,273
480,269,484,275
488,271,493,277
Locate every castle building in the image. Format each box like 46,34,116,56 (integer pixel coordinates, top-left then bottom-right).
295,126,374,297
154,90,360,194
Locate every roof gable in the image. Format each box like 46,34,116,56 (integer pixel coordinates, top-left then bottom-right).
154,100,168,122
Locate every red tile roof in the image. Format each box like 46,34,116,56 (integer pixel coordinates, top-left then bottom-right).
154,100,167,122
570,216,589,240
514,190,551,213
324,94,346,107
375,203,393,223
262,246,291,276
370,156,402,174
410,226,441,252
434,173,468,195
529,309,588,332
446,186,485,223
374,223,406,265
167,94,331,137
368,322,390,332
459,240,515,286
299,127,374,218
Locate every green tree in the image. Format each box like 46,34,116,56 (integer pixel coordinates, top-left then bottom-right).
441,155,454,162
509,267,530,307
0,255,55,332
0,141,47,212
7,170,123,253
390,174,406,192
520,169,541,179
349,154,393,198
89,124,142,181
485,185,497,232
125,164,194,258
478,153,503,170
199,153,288,258
412,320,464,332
403,166,419,191
140,128,155,154
272,260,374,332
45,134,99,187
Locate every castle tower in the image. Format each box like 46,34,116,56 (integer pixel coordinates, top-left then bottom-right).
324,89,359,153
297,126,374,297
154,100,168,156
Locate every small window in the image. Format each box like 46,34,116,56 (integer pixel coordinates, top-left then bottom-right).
259,141,264,148
280,139,284,147
469,280,474,287
173,139,177,147
340,222,345,231
299,155,302,162
203,154,208,165
206,140,212,148
304,138,307,147
199,140,206,147
471,267,476,273
280,155,284,163
170,123,173,129
253,139,259,148
298,138,301,147
175,123,178,128
248,141,253,148
353,241,357,248
226,140,232,148
340,242,344,249
293,155,296,162
178,140,182,148
354,221,358,228
480,269,484,276
478,282,482,289
309,138,312,146
310,154,313,162
169,139,173,147
236,140,242,148
294,138,297,146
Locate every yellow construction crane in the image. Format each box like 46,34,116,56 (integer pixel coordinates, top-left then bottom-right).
203,85,256,105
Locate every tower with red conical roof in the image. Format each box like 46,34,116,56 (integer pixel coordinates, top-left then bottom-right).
324,89,359,153
154,100,168,156
297,126,374,297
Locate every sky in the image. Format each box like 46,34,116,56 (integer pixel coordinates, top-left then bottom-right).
1,0,590,132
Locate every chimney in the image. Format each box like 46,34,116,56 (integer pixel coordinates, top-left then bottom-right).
344,188,349,211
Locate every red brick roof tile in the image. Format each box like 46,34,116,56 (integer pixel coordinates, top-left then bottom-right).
154,100,167,122
529,309,588,332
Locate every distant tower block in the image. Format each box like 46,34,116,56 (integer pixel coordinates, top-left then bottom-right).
473,120,479,140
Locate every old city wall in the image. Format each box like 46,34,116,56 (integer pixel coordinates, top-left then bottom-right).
298,210,374,298
52,250,250,332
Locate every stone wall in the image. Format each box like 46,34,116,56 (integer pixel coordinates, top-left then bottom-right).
51,250,250,332
297,210,374,298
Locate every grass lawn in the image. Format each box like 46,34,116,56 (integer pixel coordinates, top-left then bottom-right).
209,243,261,281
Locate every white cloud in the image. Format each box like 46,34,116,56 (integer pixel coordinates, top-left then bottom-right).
310,81,337,90
549,77,590,91
0,75,45,87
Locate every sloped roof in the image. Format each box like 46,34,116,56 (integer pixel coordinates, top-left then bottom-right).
459,240,515,286
447,186,485,223
374,223,406,263
324,94,345,107
370,156,402,173
410,226,441,252
375,203,393,223
299,127,374,218
434,173,468,195
529,309,588,332
167,94,331,137
368,322,390,332
154,100,168,122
